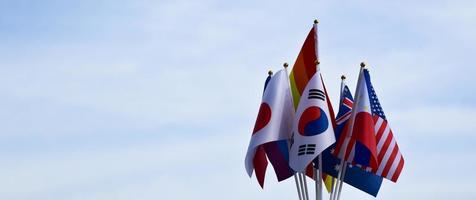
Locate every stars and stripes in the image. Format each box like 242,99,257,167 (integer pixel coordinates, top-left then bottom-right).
366,72,404,182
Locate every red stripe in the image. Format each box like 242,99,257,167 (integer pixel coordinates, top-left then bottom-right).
333,134,346,157
291,54,310,95
343,98,353,108
302,28,317,81
391,155,404,182
377,132,393,161
372,115,379,122
253,146,268,188
306,164,314,179
375,121,388,142
344,138,355,160
291,28,317,95
381,145,399,177
336,112,351,124
333,117,350,158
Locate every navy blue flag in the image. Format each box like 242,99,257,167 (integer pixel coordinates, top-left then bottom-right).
316,83,383,197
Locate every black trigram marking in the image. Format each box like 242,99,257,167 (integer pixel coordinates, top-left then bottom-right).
298,144,316,156
289,132,295,148
308,89,325,101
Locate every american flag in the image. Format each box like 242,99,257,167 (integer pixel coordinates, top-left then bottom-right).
367,73,404,182
334,69,404,182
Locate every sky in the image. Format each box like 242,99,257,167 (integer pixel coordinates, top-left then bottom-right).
0,0,475,199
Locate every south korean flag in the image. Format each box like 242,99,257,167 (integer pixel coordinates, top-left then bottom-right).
289,68,336,172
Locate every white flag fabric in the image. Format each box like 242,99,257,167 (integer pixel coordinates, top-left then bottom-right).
245,69,295,177
289,68,335,172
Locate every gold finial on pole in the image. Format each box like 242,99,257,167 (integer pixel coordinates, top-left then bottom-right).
341,75,346,80
283,62,289,68
360,62,366,68
314,19,319,24
268,70,273,76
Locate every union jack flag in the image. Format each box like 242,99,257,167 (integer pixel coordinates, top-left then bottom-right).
335,85,353,127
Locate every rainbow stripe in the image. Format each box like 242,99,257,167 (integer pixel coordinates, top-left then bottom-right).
324,174,334,192
289,25,318,108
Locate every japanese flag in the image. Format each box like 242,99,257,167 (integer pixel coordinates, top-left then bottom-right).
244,69,295,187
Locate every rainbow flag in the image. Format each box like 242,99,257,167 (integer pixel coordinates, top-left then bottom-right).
289,22,336,192
289,23,318,108
289,22,318,108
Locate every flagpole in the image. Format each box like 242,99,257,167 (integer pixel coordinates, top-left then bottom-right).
334,63,366,200
312,158,323,200
302,173,310,200
311,19,322,200
317,155,323,200
314,19,321,200
314,166,318,200
332,160,345,200
283,62,306,200
294,173,303,200
298,173,307,200
336,164,348,200
310,59,324,200
330,175,335,195
331,75,347,200
335,63,365,200
333,161,348,200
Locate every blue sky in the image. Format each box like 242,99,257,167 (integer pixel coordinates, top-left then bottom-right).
0,0,475,199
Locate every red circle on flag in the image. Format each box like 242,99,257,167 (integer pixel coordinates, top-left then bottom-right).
252,103,272,135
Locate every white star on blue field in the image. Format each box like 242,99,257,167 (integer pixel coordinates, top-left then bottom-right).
0,1,475,199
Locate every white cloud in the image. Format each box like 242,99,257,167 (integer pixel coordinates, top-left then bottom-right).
390,105,476,136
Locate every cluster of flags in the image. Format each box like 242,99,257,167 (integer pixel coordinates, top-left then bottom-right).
244,20,404,199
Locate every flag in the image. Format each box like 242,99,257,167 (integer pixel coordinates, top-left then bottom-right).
322,161,383,197
319,79,383,197
289,22,319,108
263,140,294,181
259,73,294,182
334,67,404,182
245,69,295,187
289,68,335,172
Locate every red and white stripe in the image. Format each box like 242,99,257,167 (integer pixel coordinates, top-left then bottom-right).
335,97,353,125
333,126,355,162
342,97,353,109
371,115,404,182
333,97,354,160
333,115,404,182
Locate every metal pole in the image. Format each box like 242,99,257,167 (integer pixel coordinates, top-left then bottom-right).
294,174,303,200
